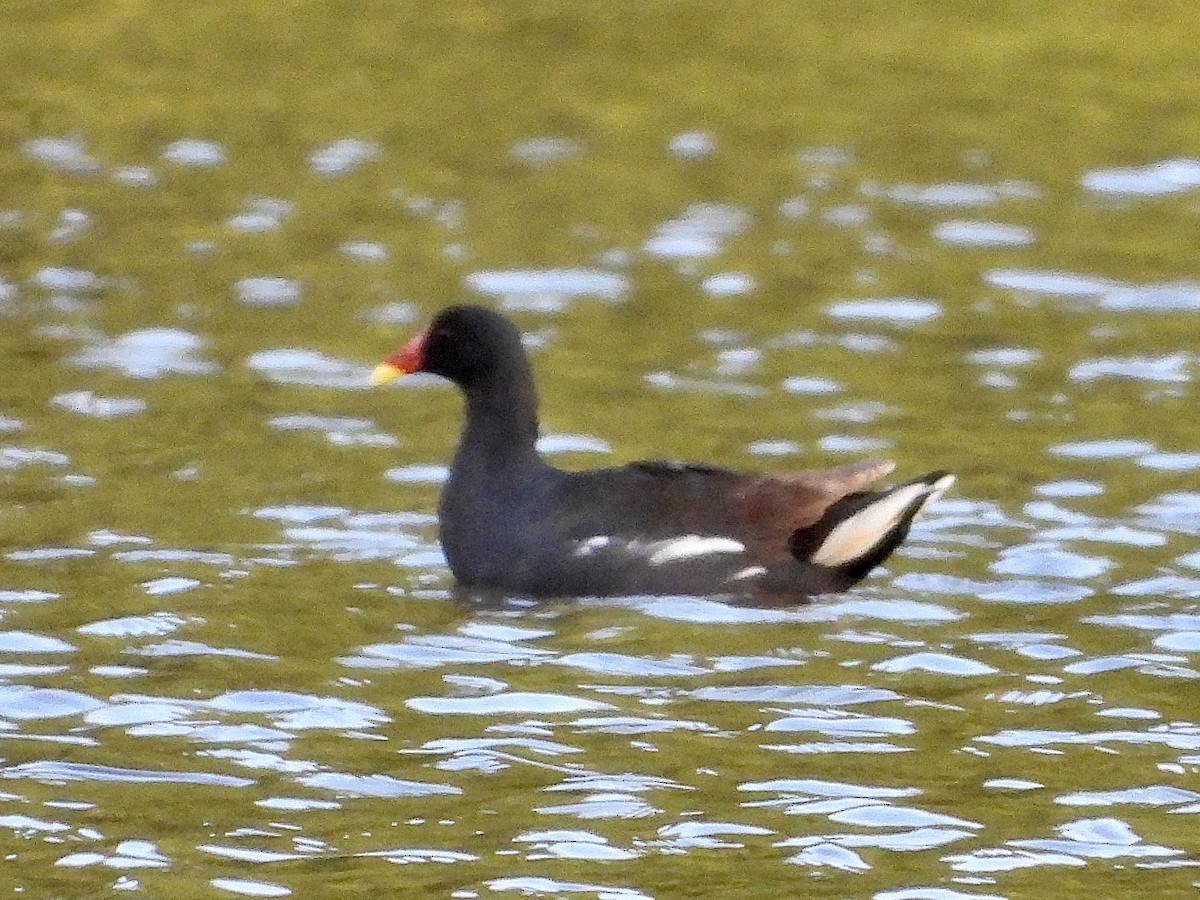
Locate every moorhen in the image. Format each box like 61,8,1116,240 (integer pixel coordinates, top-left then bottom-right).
372,305,953,599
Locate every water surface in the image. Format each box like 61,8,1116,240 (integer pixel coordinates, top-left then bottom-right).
3,1,1200,896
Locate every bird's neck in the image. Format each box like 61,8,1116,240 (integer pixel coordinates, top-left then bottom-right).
457,365,541,467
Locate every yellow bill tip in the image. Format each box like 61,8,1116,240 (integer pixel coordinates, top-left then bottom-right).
370,362,405,387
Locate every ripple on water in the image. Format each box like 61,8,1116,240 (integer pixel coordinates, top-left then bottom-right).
77,612,188,637
57,840,172,873
488,877,651,899
825,298,942,325
143,576,202,596
209,877,292,898
967,347,1042,367
569,716,715,736
933,220,1035,248
198,746,308,767
818,434,894,453
162,139,226,167
508,136,584,167
739,778,922,832
872,652,998,676
976,580,1094,605
827,804,982,830
309,139,381,177
355,847,478,865
1062,655,1200,679
384,464,450,484
943,847,1088,873
1082,612,1200,633
246,348,370,389
781,375,842,396
515,828,639,861
0,448,71,470
656,820,773,850
1050,438,1157,460
985,268,1119,297
669,130,716,159
341,240,389,262
1135,492,1200,533
131,640,278,660
82,701,193,728
812,400,896,424
255,797,341,811
227,197,294,233
1039,524,1165,547
643,203,751,260
111,549,235,566
0,631,76,653
764,710,915,738
644,371,766,398
701,272,756,297
1035,480,1104,498
535,793,660,820
0,814,71,836
781,841,871,871
977,727,1200,752
204,691,388,730
279,526,420,560
1137,451,1200,471
255,506,434,528
411,736,582,773
0,760,253,787
1100,281,1200,312
555,652,708,677
407,692,614,716
69,328,219,378
465,269,628,311
691,685,900,706
880,179,1040,207
1153,632,1200,652
747,438,801,456
359,301,418,325
969,631,1079,661
1082,158,1200,196
31,266,100,298
1069,353,1192,384
625,595,962,626
0,686,100,719
50,390,147,418
344,633,554,669
0,589,60,603
234,277,303,308
985,778,1044,791
536,433,612,454
296,772,460,798
1011,817,1181,861
990,542,1113,579
22,136,103,176
1058,786,1200,808
199,845,305,864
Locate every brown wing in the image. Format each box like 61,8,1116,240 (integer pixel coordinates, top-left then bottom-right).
733,458,896,562
550,457,895,563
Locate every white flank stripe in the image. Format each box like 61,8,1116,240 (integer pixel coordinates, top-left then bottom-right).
647,535,745,566
730,565,767,581
573,535,612,558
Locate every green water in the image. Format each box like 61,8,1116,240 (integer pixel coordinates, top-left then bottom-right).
2,1,1200,897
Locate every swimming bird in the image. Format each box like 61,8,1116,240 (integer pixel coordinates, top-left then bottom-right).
372,305,953,600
